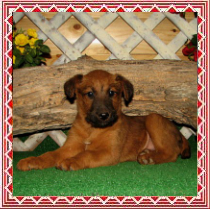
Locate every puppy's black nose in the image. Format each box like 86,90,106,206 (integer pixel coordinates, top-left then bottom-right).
99,112,109,120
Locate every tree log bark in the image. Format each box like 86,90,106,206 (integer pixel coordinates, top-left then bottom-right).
13,56,197,135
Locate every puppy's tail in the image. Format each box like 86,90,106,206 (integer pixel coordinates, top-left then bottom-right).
179,134,191,159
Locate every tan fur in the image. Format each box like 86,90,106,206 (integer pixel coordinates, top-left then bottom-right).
17,70,190,171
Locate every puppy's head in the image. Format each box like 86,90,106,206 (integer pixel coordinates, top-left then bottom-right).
64,70,134,128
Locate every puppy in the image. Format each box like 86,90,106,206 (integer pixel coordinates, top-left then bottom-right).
17,70,190,171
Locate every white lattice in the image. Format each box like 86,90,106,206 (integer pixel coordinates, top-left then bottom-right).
13,12,197,151
13,131,67,151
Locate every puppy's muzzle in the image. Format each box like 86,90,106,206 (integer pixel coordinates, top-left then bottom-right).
86,108,118,128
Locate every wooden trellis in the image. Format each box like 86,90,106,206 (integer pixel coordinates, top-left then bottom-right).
13,12,197,151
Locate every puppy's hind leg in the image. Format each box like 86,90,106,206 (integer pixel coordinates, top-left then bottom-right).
137,113,189,165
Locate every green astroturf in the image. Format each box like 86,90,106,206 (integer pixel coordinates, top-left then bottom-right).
13,131,197,197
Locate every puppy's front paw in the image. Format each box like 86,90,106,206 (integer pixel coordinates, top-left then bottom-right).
17,157,43,171
56,158,81,171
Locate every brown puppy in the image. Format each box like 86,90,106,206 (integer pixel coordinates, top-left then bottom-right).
17,70,190,171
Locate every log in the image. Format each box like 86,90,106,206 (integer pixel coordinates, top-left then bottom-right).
13,56,197,135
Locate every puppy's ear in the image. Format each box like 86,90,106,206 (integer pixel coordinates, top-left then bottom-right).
64,74,83,104
116,74,134,106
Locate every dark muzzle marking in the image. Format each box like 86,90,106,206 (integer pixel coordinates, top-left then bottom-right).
85,97,118,128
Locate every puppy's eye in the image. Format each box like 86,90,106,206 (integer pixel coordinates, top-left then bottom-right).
109,90,116,97
86,91,94,98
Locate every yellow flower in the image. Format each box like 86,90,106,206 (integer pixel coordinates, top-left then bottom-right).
29,38,38,46
27,29,38,38
16,46,25,54
13,55,16,64
15,34,28,46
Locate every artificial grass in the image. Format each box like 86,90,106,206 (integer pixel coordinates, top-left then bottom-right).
13,132,197,197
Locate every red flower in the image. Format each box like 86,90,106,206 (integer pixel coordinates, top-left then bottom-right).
179,13,185,18
182,34,197,62
194,50,197,62
169,12,185,19
182,42,197,56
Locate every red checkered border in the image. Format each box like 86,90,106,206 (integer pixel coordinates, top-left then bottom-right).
1,0,209,208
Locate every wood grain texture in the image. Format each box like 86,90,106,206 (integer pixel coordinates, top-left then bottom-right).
13,56,197,135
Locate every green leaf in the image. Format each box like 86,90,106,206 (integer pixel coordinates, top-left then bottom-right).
25,53,34,64
24,45,31,54
191,34,197,46
35,39,43,47
31,48,37,57
40,45,50,54
13,48,21,56
14,56,24,67
34,58,41,65
22,63,31,68
40,57,46,61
